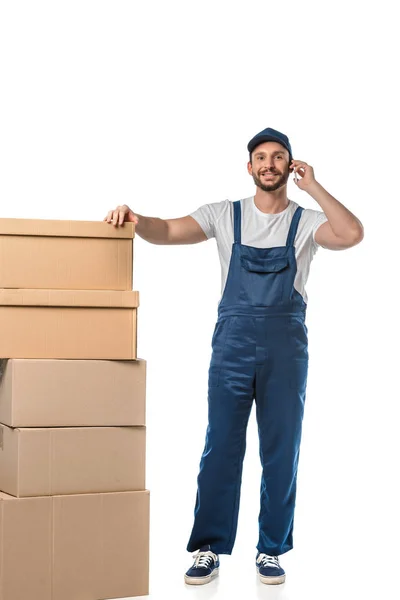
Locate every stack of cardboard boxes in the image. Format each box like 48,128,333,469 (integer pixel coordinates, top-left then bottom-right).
0,217,149,599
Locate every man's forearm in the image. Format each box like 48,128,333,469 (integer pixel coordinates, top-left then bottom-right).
134,214,169,244
305,181,364,240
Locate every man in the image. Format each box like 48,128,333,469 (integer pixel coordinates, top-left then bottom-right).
105,127,364,586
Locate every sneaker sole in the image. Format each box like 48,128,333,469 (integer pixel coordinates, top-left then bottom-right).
184,567,219,585
257,570,286,585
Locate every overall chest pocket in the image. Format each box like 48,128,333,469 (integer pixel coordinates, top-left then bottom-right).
240,256,289,274
239,256,290,304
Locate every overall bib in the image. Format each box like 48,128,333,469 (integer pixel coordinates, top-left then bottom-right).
187,200,309,557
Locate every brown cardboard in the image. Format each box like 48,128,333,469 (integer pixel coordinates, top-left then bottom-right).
0,217,135,290
0,489,150,600
0,425,146,497
0,358,146,427
0,289,139,359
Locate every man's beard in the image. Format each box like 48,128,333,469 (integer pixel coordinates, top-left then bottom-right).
252,168,289,192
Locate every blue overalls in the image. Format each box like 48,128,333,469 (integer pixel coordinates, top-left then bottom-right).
187,199,309,557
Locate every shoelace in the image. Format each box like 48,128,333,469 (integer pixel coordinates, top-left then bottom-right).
192,550,218,569
257,554,280,569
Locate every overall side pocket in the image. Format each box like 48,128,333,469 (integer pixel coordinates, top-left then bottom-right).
208,317,234,387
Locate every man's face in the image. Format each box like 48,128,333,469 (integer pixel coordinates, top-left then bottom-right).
247,142,291,192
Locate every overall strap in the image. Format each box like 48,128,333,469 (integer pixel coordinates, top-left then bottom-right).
233,200,242,244
286,206,303,247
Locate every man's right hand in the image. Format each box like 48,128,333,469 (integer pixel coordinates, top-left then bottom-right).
104,204,139,227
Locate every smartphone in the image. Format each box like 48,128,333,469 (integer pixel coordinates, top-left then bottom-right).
293,168,298,182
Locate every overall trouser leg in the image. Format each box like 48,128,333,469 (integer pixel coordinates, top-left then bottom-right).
186,317,256,555
254,316,309,556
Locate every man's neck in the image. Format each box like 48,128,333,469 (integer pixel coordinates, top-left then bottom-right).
253,188,289,214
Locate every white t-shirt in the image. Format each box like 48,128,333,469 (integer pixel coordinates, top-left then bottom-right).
189,196,328,305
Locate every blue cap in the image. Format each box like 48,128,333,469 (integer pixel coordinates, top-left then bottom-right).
247,127,292,161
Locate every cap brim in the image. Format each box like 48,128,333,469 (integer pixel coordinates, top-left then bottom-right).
248,135,289,154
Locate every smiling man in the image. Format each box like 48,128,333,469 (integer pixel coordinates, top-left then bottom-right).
105,126,364,586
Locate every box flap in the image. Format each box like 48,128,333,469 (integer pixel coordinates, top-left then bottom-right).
0,490,15,500
0,289,139,307
0,218,135,239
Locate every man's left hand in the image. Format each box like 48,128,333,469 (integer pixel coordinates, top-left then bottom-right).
290,160,316,190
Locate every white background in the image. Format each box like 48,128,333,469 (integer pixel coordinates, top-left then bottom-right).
0,1,399,599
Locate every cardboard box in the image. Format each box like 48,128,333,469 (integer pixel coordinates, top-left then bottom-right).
0,289,139,359
0,217,134,290
0,489,150,600
0,425,146,497
0,358,146,427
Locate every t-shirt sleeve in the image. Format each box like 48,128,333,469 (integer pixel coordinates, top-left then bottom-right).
189,200,229,240
312,210,329,247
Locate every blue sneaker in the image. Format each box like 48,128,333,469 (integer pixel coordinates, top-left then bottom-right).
256,552,286,584
184,544,220,585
